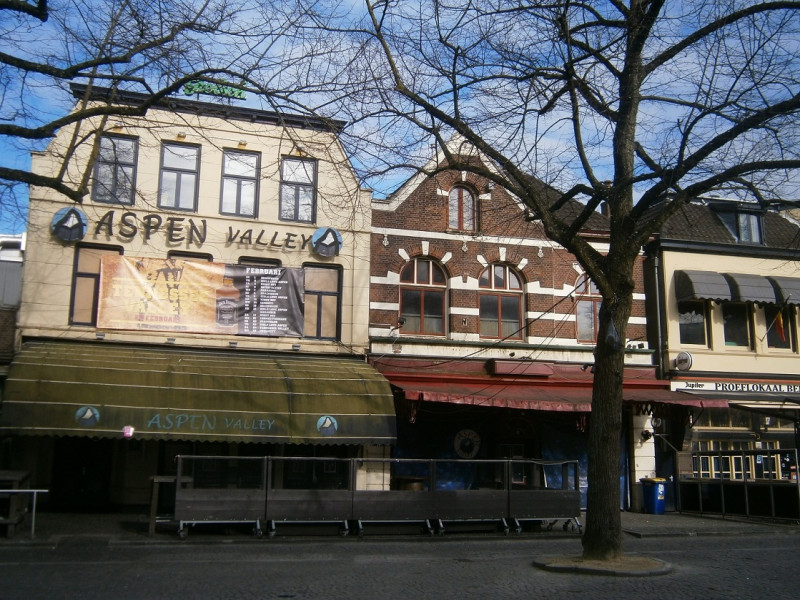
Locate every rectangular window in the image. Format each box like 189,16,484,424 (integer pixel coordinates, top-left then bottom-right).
480,294,522,339
159,143,200,210
479,295,499,337
401,289,422,332
280,158,317,223
92,135,137,204
678,300,708,346
221,150,259,217
500,295,521,337
70,245,123,326
722,303,751,348
765,304,794,350
303,266,340,339
718,210,763,244
576,298,601,343
400,289,444,335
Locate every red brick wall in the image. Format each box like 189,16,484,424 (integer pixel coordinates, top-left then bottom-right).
370,165,647,345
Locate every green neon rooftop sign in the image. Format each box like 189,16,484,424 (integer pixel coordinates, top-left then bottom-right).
183,80,246,100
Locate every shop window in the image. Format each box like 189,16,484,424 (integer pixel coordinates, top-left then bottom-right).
448,186,475,231
303,265,340,339
722,302,751,348
70,244,123,325
678,300,708,346
479,264,523,339
92,135,137,205
280,157,317,223
730,410,751,428
220,150,260,217
575,275,601,343
765,304,794,350
399,258,446,335
159,142,200,211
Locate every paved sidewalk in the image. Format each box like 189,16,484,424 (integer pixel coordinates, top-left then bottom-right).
2,509,797,545
620,510,798,538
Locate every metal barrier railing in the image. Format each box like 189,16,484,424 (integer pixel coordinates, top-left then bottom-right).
676,449,800,519
0,489,49,538
168,456,581,538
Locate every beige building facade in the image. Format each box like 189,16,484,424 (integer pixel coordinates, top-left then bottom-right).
645,199,800,494
0,84,395,509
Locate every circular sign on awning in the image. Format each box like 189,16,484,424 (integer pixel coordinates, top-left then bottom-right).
317,415,339,437
74,406,100,427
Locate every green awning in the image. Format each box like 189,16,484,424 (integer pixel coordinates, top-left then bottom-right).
0,341,396,445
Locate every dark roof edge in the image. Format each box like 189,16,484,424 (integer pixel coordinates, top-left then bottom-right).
70,82,346,133
644,237,800,260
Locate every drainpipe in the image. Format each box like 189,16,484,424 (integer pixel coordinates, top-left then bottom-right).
652,251,667,379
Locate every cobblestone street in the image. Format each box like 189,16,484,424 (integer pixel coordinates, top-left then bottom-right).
1,513,798,599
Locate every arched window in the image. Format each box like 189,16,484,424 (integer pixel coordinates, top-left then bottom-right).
479,264,523,339
399,258,447,335
575,274,602,343
448,186,475,231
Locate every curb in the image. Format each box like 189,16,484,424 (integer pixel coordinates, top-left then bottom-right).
532,554,673,577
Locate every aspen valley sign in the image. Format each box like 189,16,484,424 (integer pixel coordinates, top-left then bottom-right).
92,210,319,251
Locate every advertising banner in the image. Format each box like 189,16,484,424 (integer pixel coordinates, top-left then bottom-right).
97,256,304,337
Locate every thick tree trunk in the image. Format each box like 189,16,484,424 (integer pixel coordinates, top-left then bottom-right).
581,293,632,559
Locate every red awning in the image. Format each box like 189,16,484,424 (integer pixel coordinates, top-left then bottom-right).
392,378,726,412
373,357,727,412
401,381,592,412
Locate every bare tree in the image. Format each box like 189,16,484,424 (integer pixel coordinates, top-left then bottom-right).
4,0,799,560
0,0,335,230
303,0,800,559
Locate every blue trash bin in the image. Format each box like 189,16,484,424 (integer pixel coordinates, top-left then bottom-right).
641,478,666,514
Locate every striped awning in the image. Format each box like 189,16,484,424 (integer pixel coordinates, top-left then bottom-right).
0,341,396,445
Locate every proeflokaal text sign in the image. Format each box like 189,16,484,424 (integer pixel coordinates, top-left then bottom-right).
97,256,304,337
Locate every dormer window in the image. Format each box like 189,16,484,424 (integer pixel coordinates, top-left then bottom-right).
716,208,763,244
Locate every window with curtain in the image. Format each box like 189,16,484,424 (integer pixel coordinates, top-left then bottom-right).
678,300,708,346
448,186,475,231
575,275,601,343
